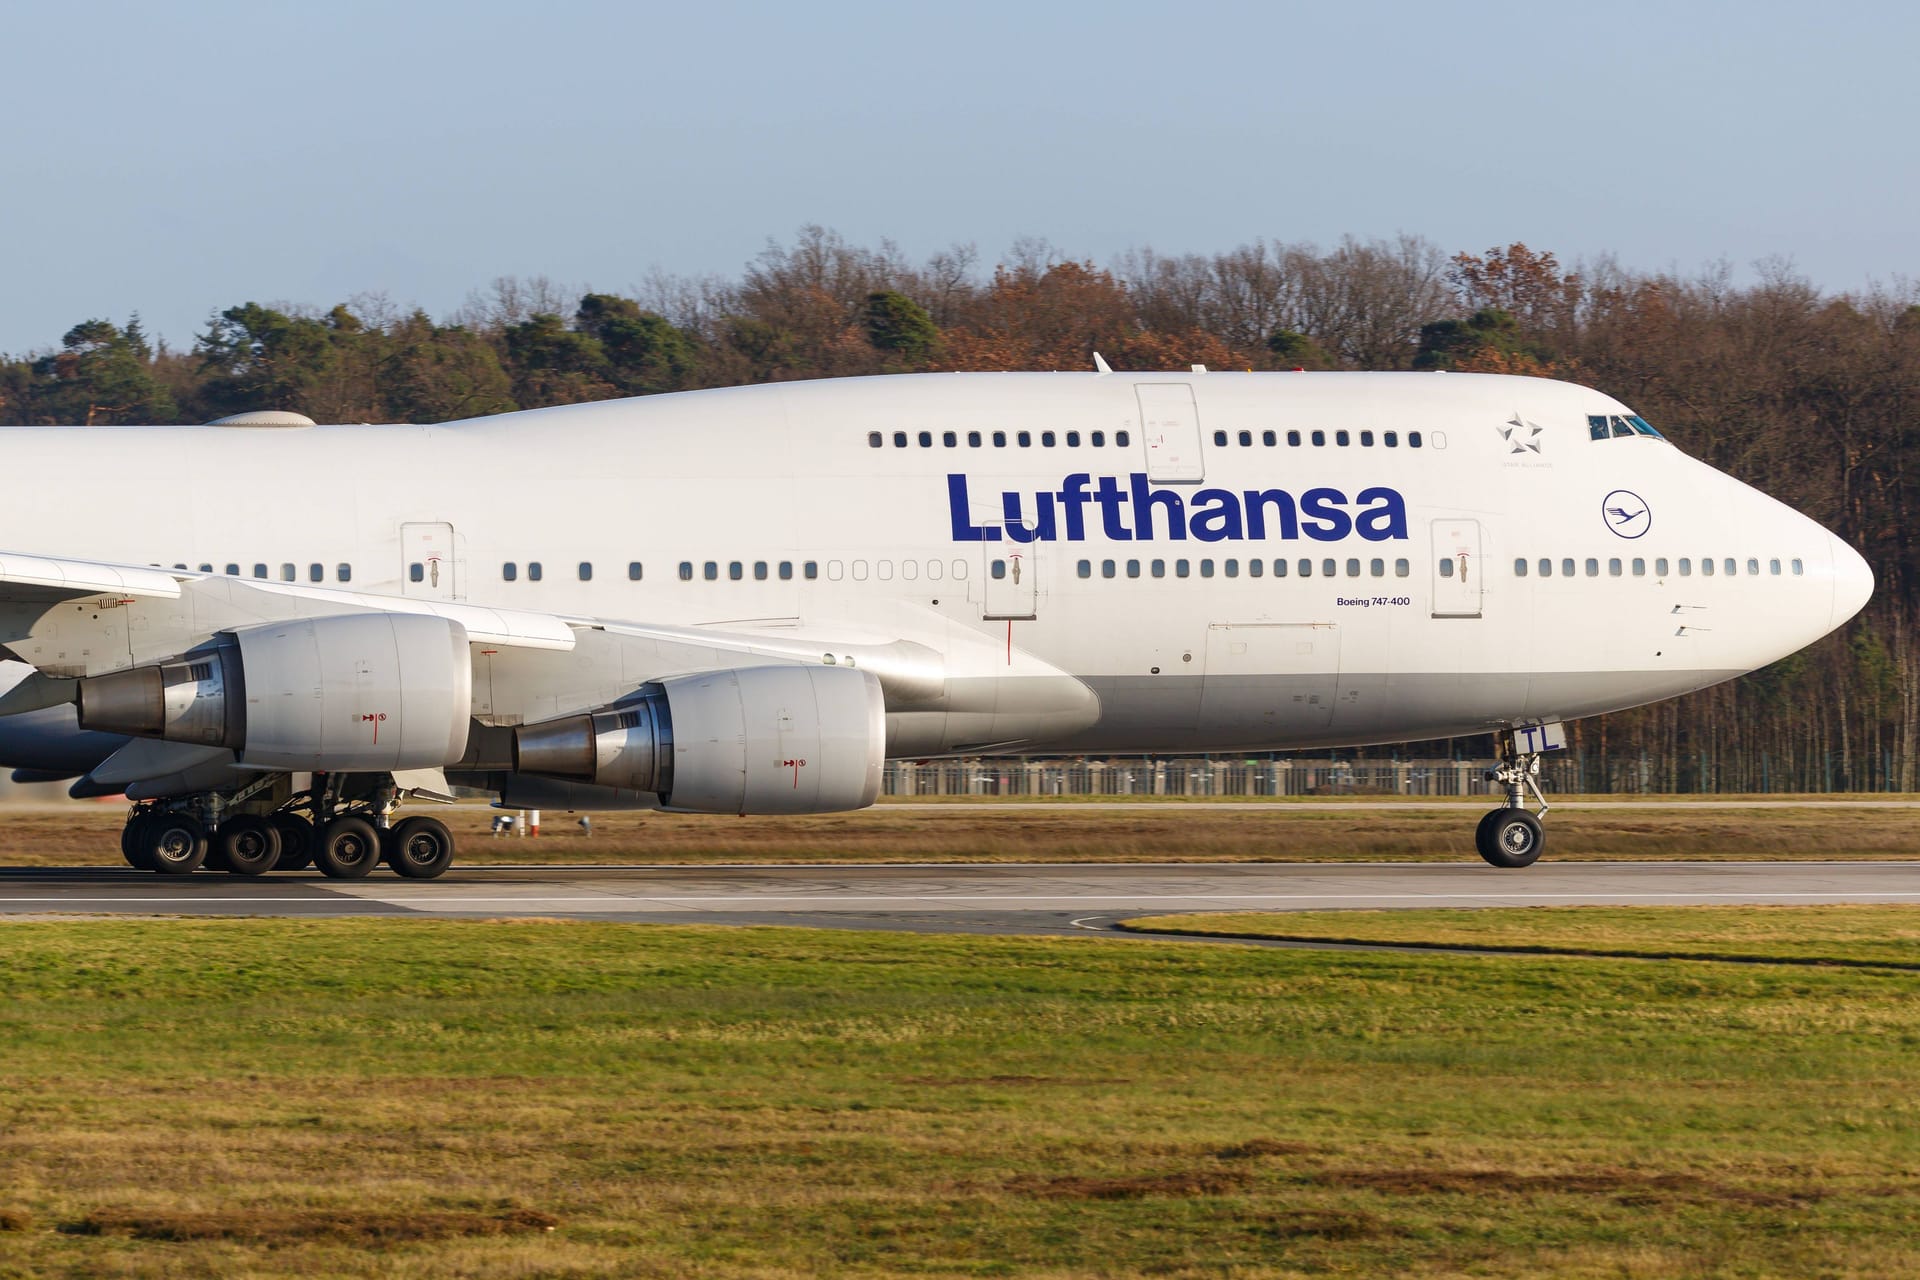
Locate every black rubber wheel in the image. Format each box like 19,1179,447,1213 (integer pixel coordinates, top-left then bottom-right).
1477,809,1544,869
216,815,281,877
121,813,157,871
144,812,208,875
386,816,455,880
270,813,315,871
315,816,381,880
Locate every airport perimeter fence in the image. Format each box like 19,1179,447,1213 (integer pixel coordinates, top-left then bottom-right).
879,754,1886,797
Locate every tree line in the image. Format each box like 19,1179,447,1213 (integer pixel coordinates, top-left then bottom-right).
4,227,1917,792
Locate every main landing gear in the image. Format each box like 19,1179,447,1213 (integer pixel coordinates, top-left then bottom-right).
118,771,457,880
1476,733,1549,869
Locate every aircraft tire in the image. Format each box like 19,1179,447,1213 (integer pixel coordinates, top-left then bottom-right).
121,813,157,871
385,816,455,880
270,814,315,871
144,812,209,876
1477,809,1544,869
315,816,381,880
216,815,282,877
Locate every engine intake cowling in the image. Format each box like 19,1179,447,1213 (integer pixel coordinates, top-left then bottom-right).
76,613,472,772
512,664,884,814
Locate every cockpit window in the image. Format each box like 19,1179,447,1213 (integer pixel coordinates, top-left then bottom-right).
1589,413,1667,441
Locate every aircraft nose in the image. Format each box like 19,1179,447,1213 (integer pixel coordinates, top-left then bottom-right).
1829,533,1874,629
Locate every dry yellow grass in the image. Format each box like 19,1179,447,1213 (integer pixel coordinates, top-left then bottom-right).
4,798,1919,865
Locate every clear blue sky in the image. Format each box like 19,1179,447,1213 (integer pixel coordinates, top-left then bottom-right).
2,0,1913,355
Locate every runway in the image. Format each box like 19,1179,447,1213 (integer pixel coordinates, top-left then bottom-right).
2,860,1917,936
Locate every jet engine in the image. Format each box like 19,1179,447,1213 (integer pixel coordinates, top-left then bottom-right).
75,613,472,772
512,665,884,814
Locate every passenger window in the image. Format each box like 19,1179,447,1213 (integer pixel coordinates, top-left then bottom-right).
410,563,424,583
1679,559,1691,576
827,561,843,580
893,431,908,448
1067,431,1081,447
1237,430,1252,447
1262,430,1276,446
704,561,718,581
993,431,1007,447
918,431,933,447
1336,430,1350,447
1608,558,1622,576
528,562,542,582
1287,430,1302,446
338,564,352,583
779,561,792,580
197,563,213,574
991,560,1006,580
852,560,869,581
1344,558,1359,576
1585,558,1598,577
1077,560,1091,579
1102,559,1116,578
1792,559,1804,575
1360,430,1374,447
1514,558,1528,577
1127,559,1140,578
223,563,239,576
1249,559,1263,577
1200,560,1214,578
1092,431,1106,447
1321,559,1337,577
1384,431,1398,447
579,562,593,581
943,431,957,447
1394,559,1409,577
1274,559,1288,577
679,561,693,581
926,559,940,580
1298,559,1312,577
878,560,894,581
1746,558,1759,575
1213,430,1228,446
805,561,819,579
1116,430,1131,446
1176,560,1191,578
1724,558,1736,576
1439,558,1455,578
1702,559,1715,577
1225,559,1238,578
1769,558,1781,575
504,562,518,582
280,563,295,582
1041,431,1056,447
307,564,323,582
754,561,768,580
1311,430,1326,446
1409,432,1423,448
1656,558,1670,576
951,560,967,579
968,431,982,447
1152,560,1166,578
868,431,882,448
629,562,644,580
1632,559,1645,576
1557,558,1572,577
1539,558,1552,577
1017,431,1031,447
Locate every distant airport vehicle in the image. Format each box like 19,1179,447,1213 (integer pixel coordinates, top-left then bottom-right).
0,369,1871,875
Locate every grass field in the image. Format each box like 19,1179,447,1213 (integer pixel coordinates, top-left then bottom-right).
2,915,1918,1277
6,797,1920,866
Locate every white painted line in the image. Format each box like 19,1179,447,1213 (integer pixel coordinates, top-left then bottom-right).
8,890,1920,906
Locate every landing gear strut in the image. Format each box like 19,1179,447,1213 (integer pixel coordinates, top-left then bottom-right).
1477,732,1549,869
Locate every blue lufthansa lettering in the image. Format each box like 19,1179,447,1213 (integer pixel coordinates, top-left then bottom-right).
944,474,1408,543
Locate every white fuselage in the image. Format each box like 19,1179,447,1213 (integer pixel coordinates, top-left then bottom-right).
0,372,1871,756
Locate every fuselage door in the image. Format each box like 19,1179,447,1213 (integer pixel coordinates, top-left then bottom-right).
1430,518,1482,618
1136,383,1204,483
982,534,1038,620
401,522,459,601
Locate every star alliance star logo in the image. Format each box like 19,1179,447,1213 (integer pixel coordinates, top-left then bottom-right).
1498,414,1544,454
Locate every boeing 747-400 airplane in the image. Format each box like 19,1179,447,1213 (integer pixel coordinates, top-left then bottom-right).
0,369,1872,874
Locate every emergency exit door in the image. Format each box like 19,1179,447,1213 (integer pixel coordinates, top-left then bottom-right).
1430,517,1482,618
982,535,1038,620
401,522,459,600
1136,383,1204,482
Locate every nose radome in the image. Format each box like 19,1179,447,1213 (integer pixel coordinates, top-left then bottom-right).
1829,533,1874,629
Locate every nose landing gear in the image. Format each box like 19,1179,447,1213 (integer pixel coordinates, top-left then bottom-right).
1477,732,1550,869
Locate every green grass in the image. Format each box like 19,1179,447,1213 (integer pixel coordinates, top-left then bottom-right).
2,916,1919,1277
1123,905,1920,968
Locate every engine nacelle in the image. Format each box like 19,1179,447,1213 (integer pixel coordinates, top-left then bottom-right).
76,613,472,772
512,665,884,814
